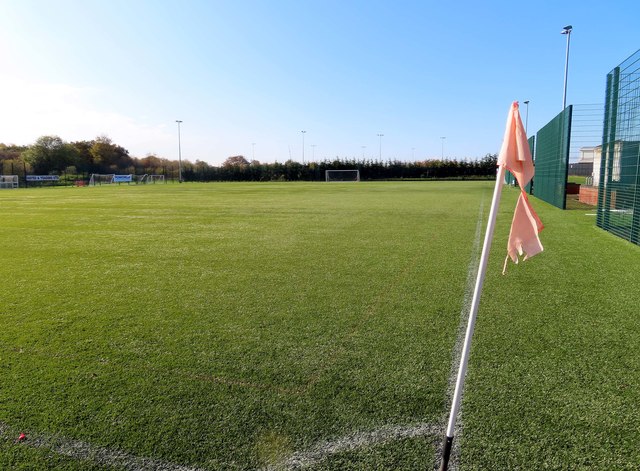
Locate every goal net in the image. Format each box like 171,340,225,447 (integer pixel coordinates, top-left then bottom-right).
0,175,19,189
147,174,165,184
325,170,360,182
89,174,115,186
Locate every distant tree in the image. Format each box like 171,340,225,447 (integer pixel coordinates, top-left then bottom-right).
223,155,249,167
90,135,133,171
22,135,77,174
478,153,498,174
69,140,94,171
0,143,28,161
140,153,163,170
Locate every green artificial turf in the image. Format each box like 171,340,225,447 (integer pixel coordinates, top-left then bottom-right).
1,181,638,470
460,189,640,469
567,175,588,185
0,182,486,469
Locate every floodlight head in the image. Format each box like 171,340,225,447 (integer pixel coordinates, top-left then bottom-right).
524,100,530,105
561,25,572,34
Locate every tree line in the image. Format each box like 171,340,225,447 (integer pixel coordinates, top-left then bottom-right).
0,136,173,178
1,135,498,182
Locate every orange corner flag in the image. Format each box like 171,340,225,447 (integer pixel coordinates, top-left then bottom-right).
498,102,544,273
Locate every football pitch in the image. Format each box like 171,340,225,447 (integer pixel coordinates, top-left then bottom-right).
1,181,639,470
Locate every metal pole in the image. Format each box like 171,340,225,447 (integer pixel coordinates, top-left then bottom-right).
176,120,183,183
561,25,572,110
440,164,506,471
361,145,366,159
377,133,383,160
301,130,306,164
440,136,446,159
523,101,530,134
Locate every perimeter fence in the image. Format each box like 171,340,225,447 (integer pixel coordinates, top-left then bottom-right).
597,49,640,245
526,104,604,209
531,106,572,209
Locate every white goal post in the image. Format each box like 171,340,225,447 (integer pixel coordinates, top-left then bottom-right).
325,169,360,182
147,174,165,184
0,175,19,189
89,174,134,186
89,174,115,186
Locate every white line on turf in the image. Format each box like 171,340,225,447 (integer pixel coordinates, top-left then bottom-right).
0,421,207,471
435,196,486,471
263,422,441,471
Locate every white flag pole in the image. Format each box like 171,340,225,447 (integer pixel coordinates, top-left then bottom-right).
439,164,506,471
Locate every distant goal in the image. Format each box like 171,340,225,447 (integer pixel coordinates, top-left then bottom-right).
325,170,360,182
89,174,136,186
0,175,19,189
146,174,165,184
134,174,165,184
89,174,115,186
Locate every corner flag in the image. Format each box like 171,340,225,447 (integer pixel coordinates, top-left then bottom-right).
499,101,544,272
438,102,543,471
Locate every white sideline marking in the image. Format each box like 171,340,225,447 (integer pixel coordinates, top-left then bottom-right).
437,197,486,470
0,421,207,471
264,422,441,470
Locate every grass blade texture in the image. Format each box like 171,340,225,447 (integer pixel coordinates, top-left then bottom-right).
1,182,485,470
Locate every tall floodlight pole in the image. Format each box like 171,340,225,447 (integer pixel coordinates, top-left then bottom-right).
523,100,530,134
301,130,306,164
176,120,183,183
561,25,572,110
440,136,446,159
377,133,384,160
361,145,366,159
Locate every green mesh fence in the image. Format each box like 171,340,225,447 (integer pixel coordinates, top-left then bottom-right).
597,49,640,245
531,106,572,209
567,104,604,177
527,135,535,194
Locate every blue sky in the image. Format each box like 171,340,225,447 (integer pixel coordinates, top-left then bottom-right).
1,0,638,165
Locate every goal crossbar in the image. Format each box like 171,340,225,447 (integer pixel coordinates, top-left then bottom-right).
325,169,360,182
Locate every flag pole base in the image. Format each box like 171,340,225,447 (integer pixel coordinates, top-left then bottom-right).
439,435,454,471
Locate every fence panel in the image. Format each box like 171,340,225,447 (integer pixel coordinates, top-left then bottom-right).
532,106,572,209
597,49,640,245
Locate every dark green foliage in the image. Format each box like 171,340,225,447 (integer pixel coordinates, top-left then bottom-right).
88,135,133,172
2,135,498,182
21,136,78,174
184,154,499,182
